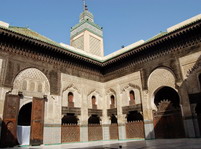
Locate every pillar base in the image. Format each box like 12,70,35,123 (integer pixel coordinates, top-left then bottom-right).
80,125,88,142
144,120,155,139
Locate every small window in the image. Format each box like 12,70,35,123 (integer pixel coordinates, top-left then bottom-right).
92,96,96,105
92,96,97,109
129,90,135,101
68,92,74,103
110,95,115,108
129,90,135,105
111,95,115,105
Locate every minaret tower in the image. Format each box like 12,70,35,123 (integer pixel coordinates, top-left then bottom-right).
70,0,104,57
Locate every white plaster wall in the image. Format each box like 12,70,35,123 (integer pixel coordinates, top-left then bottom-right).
61,73,104,125
106,89,116,109
62,85,82,107
43,127,61,144
87,90,103,109
45,95,61,124
104,71,142,124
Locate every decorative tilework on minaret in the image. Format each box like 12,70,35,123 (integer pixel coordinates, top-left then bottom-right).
70,1,104,57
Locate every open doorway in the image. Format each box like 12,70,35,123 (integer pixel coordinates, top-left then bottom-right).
153,86,185,138
17,102,32,145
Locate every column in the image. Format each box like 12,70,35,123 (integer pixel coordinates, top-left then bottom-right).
142,90,155,139
178,83,195,138
117,85,126,140
44,95,61,144
80,94,88,142
191,104,201,137
101,89,110,140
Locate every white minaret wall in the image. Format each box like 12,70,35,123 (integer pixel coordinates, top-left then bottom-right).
71,30,104,57
70,4,104,57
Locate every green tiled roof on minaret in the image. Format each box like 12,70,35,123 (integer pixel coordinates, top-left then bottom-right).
70,0,104,57
79,0,94,23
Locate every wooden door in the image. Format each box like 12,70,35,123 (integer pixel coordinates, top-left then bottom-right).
88,124,103,141
126,121,145,139
0,94,20,147
197,114,201,135
30,97,45,146
109,123,119,140
154,111,185,138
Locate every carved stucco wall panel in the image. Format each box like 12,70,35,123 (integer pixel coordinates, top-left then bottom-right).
62,84,82,108
13,68,50,97
179,51,201,94
121,83,141,107
61,73,104,124
104,71,142,124
148,67,176,111
106,88,116,109
11,68,62,124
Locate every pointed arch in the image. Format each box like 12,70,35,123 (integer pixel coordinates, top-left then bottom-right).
87,89,102,109
121,83,142,106
148,67,177,110
13,68,50,96
62,84,81,108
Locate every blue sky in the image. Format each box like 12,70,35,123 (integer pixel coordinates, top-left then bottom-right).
0,0,200,55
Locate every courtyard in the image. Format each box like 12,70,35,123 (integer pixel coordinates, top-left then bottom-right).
2,139,201,149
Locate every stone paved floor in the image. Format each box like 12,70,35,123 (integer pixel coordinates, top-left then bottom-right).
2,139,201,149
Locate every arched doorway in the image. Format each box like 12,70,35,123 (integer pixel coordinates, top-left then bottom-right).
18,103,32,126
62,113,78,124
1,68,49,147
88,115,100,124
17,103,32,145
153,86,185,138
127,111,143,122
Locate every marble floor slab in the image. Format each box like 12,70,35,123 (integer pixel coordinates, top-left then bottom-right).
2,138,201,149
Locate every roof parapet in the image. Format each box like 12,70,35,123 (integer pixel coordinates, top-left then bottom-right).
60,43,103,61
0,21,9,28
104,40,145,60
60,40,145,62
167,14,201,33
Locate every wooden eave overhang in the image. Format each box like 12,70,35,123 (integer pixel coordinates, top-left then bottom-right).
0,19,201,74
102,19,201,67
0,27,103,67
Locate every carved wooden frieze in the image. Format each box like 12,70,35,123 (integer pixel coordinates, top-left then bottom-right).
88,109,102,116
107,108,117,116
62,106,81,116
122,104,142,114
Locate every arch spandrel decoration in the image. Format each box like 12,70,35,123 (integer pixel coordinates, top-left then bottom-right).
62,84,81,107
13,68,50,97
148,67,177,110
121,83,141,106
148,67,176,92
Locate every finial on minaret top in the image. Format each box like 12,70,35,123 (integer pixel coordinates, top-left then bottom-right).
83,0,88,11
